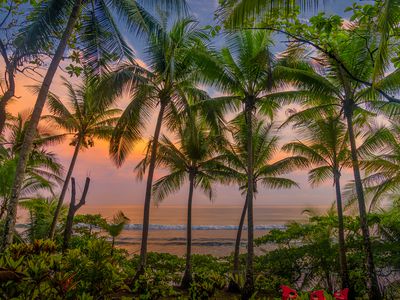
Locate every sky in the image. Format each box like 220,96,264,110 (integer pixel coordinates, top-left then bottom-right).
4,0,370,208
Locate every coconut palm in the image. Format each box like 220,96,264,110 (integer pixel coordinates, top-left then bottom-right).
108,18,209,274
217,0,320,28
3,0,187,248
220,116,307,292
352,121,400,212
138,109,224,288
272,26,400,297
103,211,130,255
193,30,287,298
0,111,64,219
282,114,353,290
43,77,121,239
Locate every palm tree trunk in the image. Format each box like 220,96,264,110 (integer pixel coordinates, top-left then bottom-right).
0,39,15,135
1,0,82,249
0,198,8,220
181,171,195,289
0,92,12,135
111,237,115,256
49,134,82,239
334,169,350,291
228,196,248,293
136,102,166,275
242,99,255,300
345,111,381,299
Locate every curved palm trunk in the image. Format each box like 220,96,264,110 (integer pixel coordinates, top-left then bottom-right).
181,171,195,289
228,196,248,293
345,112,381,299
333,170,351,292
1,0,82,249
49,135,82,239
136,102,166,275
242,100,255,300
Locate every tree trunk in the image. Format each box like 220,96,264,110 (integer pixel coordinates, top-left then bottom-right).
0,39,16,135
345,112,381,299
228,196,248,293
49,135,82,239
181,171,195,289
62,177,90,252
334,170,351,291
111,237,115,256
0,198,8,220
0,92,13,135
136,102,166,275
242,99,255,300
1,0,82,249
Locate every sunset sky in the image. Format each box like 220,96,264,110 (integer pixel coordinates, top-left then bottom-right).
7,0,366,208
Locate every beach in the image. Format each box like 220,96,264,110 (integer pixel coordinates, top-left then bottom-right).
76,204,328,256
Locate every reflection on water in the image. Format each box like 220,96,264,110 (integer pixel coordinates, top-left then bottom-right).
18,204,328,257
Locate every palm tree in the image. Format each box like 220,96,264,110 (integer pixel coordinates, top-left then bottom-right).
0,112,64,219
354,121,400,212
103,211,130,256
194,30,286,298
138,109,224,288
108,18,209,274
216,0,321,29
272,28,400,297
3,0,187,248
282,114,352,290
44,77,121,239
221,116,307,292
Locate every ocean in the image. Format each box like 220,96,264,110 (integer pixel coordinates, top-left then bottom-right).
75,204,328,256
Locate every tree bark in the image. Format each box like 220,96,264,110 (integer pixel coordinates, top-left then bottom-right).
242,99,255,300
1,0,82,249
0,39,15,135
62,177,90,252
0,198,8,220
333,169,351,292
181,171,195,289
345,111,381,299
228,196,248,293
0,92,13,136
49,135,82,239
136,102,166,275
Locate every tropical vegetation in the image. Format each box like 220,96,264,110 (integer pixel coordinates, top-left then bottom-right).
1,0,400,299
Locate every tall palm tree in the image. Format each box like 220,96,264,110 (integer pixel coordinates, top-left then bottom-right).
194,30,286,298
355,121,400,211
138,109,224,288
3,0,187,248
282,115,353,290
108,18,209,274
103,211,130,255
0,111,64,219
221,116,307,292
44,77,121,239
272,28,400,297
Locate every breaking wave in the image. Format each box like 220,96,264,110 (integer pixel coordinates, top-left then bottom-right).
123,224,286,231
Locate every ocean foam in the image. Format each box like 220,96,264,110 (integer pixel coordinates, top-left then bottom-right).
123,224,286,231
